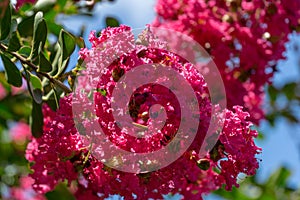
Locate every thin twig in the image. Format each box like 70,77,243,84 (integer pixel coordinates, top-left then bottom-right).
0,43,72,93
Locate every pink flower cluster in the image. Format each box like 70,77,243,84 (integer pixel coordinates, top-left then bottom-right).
26,99,81,193
6,176,45,200
26,96,260,199
9,122,31,145
0,84,6,100
26,26,261,199
26,96,261,199
154,0,300,124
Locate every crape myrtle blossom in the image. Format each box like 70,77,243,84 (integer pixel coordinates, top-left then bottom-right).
154,0,300,124
0,83,6,100
26,26,261,199
5,176,46,200
9,122,31,145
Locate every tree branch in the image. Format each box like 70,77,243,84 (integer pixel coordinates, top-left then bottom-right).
0,43,72,93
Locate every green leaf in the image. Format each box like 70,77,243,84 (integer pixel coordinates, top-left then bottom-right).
0,4,11,40
57,0,68,9
39,53,53,72
47,22,63,36
105,16,120,27
266,113,276,126
282,82,297,100
44,87,60,111
17,15,34,37
274,167,291,188
59,29,75,60
8,32,21,51
268,85,278,103
31,12,47,59
197,159,210,170
49,43,61,75
29,73,43,90
56,30,75,76
27,72,43,104
10,18,18,33
256,130,265,140
30,100,43,138
266,167,291,188
18,46,32,57
0,54,22,87
45,183,76,200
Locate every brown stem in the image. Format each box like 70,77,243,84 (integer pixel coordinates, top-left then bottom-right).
0,43,72,93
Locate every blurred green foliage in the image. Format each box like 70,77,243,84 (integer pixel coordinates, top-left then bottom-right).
214,168,300,200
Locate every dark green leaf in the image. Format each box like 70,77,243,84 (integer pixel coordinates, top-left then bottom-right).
105,16,120,27
24,70,43,104
0,54,22,87
49,43,61,75
17,15,34,37
45,88,60,111
266,113,276,126
59,29,75,60
268,85,278,103
45,183,76,200
197,159,210,170
56,30,75,76
30,12,47,59
30,100,43,138
7,32,21,51
18,46,31,57
10,18,18,33
0,4,11,40
39,53,52,72
282,82,297,100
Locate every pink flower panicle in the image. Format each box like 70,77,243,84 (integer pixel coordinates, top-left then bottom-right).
26,26,261,199
154,0,300,124
0,83,7,100
9,122,31,145
26,96,82,193
6,176,46,200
